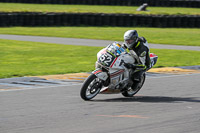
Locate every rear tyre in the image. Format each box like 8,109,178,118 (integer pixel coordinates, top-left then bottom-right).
80,74,102,100
122,73,146,97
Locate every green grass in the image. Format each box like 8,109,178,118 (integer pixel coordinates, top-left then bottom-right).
0,39,200,78
0,27,200,46
0,3,200,15
0,39,102,78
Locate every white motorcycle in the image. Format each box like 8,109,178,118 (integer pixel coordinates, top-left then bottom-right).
80,42,158,100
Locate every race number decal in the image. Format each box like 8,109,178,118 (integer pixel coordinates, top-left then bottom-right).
98,53,115,67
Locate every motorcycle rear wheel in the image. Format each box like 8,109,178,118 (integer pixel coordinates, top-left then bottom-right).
80,74,102,100
122,73,146,97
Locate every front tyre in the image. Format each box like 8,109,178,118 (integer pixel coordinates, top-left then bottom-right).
80,74,102,100
122,73,146,97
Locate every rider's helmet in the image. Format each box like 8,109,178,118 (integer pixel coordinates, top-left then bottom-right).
123,30,138,49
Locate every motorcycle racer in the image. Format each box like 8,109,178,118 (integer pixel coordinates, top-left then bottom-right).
123,30,151,82
80,34,158,100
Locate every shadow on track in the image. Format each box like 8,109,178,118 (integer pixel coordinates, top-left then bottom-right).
92,96,200,103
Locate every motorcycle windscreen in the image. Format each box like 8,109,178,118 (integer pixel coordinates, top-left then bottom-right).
98,52,116,67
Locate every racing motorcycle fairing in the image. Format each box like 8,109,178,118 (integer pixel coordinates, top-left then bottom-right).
92,69,108,81
150,53,158,68
97,43,135,69
97,42,127,68
95,42,137,90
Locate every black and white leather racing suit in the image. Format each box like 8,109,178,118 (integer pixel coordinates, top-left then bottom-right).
123,37,151,82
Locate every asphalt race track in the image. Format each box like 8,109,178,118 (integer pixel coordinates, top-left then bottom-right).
1,35,200,133
1,73,200,133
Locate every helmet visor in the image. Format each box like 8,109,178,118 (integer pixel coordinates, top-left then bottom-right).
125,39,134,45
124,36,137,45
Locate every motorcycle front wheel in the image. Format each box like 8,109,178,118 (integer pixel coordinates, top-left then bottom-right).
122,73,146,97
80,74,102,100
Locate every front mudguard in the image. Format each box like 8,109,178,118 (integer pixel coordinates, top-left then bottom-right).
92,69,108,81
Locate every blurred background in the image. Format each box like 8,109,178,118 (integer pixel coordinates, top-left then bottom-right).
0,0,199,78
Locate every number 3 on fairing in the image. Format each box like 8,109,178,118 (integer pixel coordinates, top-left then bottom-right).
99,53,112,66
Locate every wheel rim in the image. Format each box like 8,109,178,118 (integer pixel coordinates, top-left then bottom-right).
86,78,101,99
127,87,138,95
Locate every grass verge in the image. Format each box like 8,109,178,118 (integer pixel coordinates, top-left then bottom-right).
0,27,200,46
0,3,200,15
0,39,200,78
